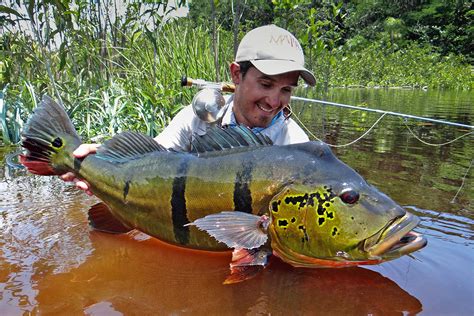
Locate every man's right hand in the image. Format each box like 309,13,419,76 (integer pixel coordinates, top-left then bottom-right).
60,143,100,196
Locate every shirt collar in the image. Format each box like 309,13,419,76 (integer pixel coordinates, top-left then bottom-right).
221,95,235,126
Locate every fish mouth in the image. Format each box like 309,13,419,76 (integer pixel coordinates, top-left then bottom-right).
363,212,427,259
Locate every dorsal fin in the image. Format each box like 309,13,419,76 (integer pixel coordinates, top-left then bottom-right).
191,126,273,155
96,131,168,162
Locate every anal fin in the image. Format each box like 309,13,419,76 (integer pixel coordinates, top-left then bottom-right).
224,247,272,284
88,202,132,234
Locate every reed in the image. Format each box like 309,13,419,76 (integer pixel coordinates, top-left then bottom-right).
2,14,233,143
0,84,38,146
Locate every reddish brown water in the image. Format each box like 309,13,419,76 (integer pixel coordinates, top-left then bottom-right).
1,89,473,315
1,174,472,315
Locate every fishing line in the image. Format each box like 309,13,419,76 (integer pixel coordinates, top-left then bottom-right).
292,111,388,148
403,254,412,288
291,107,473,201
402,120,474,147
451,159,473,204
291,96,474,130
291,105,473,148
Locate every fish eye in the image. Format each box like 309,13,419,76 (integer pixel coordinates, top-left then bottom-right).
339,189,359,204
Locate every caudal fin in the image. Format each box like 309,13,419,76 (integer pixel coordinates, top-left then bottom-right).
20,95,82,175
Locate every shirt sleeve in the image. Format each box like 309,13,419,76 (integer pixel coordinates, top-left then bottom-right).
285,118,310,143
154,105,205,151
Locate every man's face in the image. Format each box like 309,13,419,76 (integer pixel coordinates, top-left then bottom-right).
230,63,299,128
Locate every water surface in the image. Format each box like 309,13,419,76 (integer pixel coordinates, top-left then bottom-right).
0,88,472,315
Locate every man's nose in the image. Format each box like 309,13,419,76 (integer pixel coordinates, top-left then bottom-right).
265,90,281,109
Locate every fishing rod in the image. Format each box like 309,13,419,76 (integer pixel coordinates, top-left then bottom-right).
182,76,474,130
181,76,235,93
291,96,474,130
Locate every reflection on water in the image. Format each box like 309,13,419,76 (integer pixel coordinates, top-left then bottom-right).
0,174,93,314
1,89,473,315
1,176,424,315
36,233,423,315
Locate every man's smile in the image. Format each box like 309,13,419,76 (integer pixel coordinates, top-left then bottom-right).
256,103,274,113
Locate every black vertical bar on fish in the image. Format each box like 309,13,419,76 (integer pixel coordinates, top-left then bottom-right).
73,157,83,172
123,179,131,201
171,157,190,244
233,160,253,213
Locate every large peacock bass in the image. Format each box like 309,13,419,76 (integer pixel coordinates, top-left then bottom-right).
21,96,427,283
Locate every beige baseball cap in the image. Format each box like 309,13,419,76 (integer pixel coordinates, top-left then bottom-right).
235,24,316,86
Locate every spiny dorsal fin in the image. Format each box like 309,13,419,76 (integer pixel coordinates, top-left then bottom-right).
96,131,168,162
191,126,273,155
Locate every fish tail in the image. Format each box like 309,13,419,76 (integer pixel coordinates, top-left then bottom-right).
20,95,82,175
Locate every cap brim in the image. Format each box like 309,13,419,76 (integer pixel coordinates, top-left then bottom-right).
250,60,316,86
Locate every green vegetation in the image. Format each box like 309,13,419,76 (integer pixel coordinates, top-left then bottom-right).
331,41,472,89
0,0,472,145
0,1,233,145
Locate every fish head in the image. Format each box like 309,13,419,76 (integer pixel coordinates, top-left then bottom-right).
267,144,426,267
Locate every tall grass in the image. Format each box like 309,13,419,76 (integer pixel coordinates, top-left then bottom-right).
1,18,233,144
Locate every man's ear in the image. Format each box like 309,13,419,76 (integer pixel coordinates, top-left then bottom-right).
230,62,241,84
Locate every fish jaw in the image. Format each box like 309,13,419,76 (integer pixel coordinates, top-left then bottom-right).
267,226,379,267
269,211,427,268
363,212,427,260
271,244,384,268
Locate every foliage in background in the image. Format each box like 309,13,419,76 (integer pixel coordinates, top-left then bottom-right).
0,0,232,145
269,0,472,89
0,0,472,146
344,0,473,63
188,0,274,32
331,40,472,89
272,0,347,90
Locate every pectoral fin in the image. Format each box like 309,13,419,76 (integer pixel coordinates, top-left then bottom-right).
88,202,132,234
186,211,272,284
224,247,273,284
185,211,269,249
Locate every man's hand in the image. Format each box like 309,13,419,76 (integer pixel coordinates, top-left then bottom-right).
60,143,100,196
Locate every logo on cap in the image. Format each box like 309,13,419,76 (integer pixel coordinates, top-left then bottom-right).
269,34,303,51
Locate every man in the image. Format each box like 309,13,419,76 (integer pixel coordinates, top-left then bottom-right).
62,24,316,194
